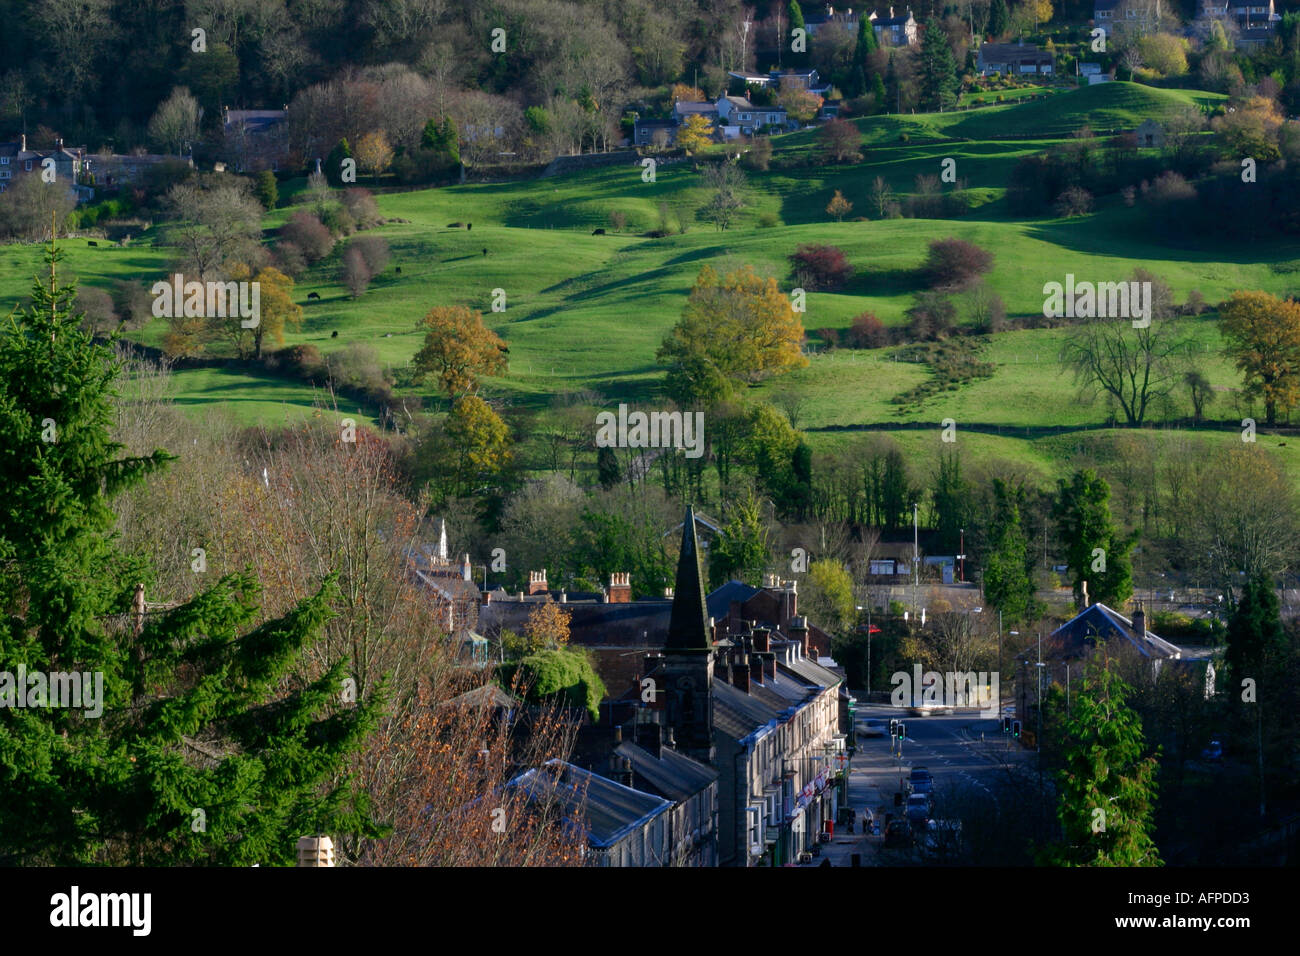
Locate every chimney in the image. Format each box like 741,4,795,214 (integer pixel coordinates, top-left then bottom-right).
1132,601,1146,638
663,587,674,599
732,654,751,693
559,592,567,603
296,835,335,867
1081,580,1090,608
20,134,26,153
762,652,777,683
614,724,623,744
753,627,771,652
637,721,663,759
616,756,634,788
790,615,809,657
461,553,472,581
608,572,632,603
528,570,548,595
750,654,765,686
664,726,676,749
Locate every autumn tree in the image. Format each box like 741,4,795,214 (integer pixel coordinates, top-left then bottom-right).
826,189,853,221
777,86,823,123
1213,96,1284,161
224,263,301,359
804,559,856,635
657,264,808,406
524,601,572,651
412,305,509,398
355,130,394,178
1219,290,1300,425
677,113,714,154
440,395,513,498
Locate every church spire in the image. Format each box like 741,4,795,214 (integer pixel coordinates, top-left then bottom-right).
666,505,711,651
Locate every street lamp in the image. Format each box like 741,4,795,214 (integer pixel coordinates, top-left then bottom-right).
856,604,872,696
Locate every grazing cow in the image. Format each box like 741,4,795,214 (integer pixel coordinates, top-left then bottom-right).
331,330,339,338
395,266,401,274
87,240,98,246
467,223,472,231
592,228,605,235
482,248,488,256
307,291,321,300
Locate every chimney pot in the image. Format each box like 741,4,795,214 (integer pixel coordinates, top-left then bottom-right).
296,835,335,867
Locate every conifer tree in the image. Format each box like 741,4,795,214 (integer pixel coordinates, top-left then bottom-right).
0,242,382,865
326,137,352,187
919,23,960,112
1053,469,1135,611
1040,651,1162,866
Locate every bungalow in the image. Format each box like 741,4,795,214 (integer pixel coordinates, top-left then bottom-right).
976,41,1056,77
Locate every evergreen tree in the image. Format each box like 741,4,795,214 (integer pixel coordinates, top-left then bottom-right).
982,479,1035,623
789,1,807,68
988,0,1009,38
325,137,352,187
1039,651,1162,866
848,15,880,97
871,72,888,114
0,243,382,865
1225,572,1286,690
596,446,621,489
1053,469,1135,611
254,170,279,210
708,496,771,588
930,449,971,554
919,22,960,112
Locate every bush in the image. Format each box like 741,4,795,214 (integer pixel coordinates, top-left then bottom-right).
350,234,390,275
499,648,606,720
268,343,325,380
321,204,356,237
906,291,957,341
280,211,335,263
111,279,153,330
922,237,994,291
342,246,371,298
758,211,780,228
741,136,772,171
609,210,627,232
341,188,381,228
846,311,890,348
816,327,841,349
325,342,392,403
254,170,279,210
789,243,853,290
1053,185,1093,217
273,240,307,278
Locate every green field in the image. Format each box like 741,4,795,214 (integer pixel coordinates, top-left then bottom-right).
1,81,1294,485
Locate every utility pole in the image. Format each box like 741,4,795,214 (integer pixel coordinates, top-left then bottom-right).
913,501,919,616
958,527,965,584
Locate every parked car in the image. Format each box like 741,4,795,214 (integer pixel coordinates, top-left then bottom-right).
905,793,932,824
859,718,886,738
1201,738,1223,761
884,819,912,848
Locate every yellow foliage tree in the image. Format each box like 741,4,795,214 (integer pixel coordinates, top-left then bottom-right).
1219,290,1300,425
443,394,512,495
657,264,808,404
355,130,395,177
826,189,853,221
677,113,715,154
413,305,509,397
524,601,572,650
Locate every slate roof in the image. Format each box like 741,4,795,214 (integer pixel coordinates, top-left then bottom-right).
509,759,671,848
712,679,780,742
1044,603,1185,659
615,740,717,802
706,580,760,621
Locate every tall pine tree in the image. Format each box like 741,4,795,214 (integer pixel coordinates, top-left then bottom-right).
0,242,382,865
988,0,1009,39
848,14,880,97
919,22,960,112
982,479,1035,623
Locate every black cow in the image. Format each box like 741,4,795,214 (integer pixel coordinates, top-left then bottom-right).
87,240,98,246
331,330,339,338
395,266,402,274
592,228,605,235
307,291,321,300
482,248,488,256
467,222,472,231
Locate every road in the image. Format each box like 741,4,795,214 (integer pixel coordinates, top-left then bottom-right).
811,702,1032,867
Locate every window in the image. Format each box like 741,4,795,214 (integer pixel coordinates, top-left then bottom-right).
0,156,7,164
25,160,32,171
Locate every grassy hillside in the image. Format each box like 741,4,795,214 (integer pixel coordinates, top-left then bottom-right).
1,79,1293,491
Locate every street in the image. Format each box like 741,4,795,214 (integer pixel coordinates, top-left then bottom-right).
811,701,1033,866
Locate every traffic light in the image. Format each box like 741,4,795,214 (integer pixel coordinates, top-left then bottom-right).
897,722,906,739
889,718,898,737
1012,720,1021,738
1002,716,1012,734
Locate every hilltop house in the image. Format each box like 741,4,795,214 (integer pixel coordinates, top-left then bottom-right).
873,7,919,46
976,41,1056,77
716,95,790,137
1199,0,1282,45
0,135,92,201
1093,0,1166,37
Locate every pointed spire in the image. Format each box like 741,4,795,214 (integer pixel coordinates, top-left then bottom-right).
666,506,711,651
437,518,448,563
